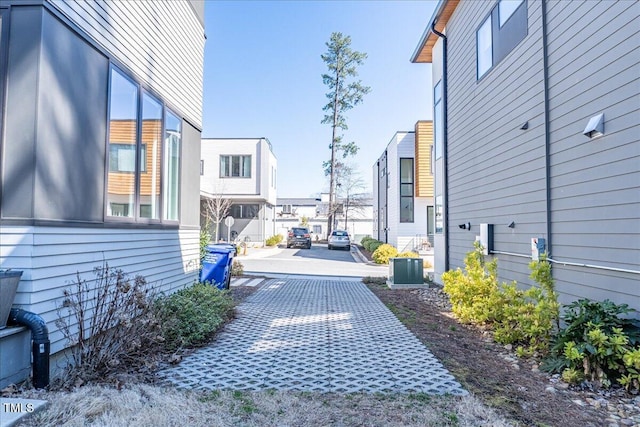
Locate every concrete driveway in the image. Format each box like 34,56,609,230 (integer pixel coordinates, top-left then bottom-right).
159,277,466,395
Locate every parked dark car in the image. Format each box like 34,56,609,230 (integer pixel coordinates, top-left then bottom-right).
287,227,311,249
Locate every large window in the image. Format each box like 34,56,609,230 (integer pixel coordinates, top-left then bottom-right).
230,204,259,219
107,68,138,218
163,110,181,221
477,0,527,79
399,158,414,223
106,66,181,222
220,155,251,178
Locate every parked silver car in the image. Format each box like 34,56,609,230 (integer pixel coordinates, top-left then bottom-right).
328,230,351,250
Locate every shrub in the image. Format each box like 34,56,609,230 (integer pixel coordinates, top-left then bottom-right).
362,276,387,285
265,234,283,246
372,244,399,264
542,298,640,390
365,239,383,253
55,264,161,387
360,236,373,246
397,251,419,258
442,244,560,357
230,260,244,277
154,283,235,351
442,242,502,325
491,255,559,356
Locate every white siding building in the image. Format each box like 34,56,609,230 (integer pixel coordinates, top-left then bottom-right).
275,196,373,242
373,129,434,252
200,138,277,245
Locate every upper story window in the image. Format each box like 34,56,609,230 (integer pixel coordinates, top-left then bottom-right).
220,155,251,178
477,0,527,79
434,80,443,160
282,204,292,214
399,158,414,223
106,66,181,222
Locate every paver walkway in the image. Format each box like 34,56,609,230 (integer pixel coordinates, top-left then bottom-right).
159,278,466,395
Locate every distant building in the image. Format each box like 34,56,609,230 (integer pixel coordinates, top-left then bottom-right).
275,195,373,242
200,138,277,245
411,0,640,311
373,121,434,252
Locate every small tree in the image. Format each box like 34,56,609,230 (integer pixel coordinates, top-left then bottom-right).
321,32,370,236
335,163,368,231
201,188,233,242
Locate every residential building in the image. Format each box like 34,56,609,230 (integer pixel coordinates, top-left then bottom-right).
0,0,205,387
200,138,277,245
372,121,435,252
275,195,373,242
411,0,640,311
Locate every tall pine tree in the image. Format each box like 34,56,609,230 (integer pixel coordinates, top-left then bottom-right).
321,32,370,235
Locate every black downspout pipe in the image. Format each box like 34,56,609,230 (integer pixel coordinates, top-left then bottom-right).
8,308,50,389
541,0,552,260
431,22,449,271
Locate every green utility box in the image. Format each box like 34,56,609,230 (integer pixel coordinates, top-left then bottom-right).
387,257,424,289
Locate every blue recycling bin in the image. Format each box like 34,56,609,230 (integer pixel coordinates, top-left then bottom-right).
200,244,236,289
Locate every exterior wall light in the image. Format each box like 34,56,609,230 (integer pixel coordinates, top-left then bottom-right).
458,222,471,230
583,113,604,138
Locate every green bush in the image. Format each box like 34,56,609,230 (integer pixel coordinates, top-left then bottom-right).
542,298,640,390
265,234,283,246
154,283,235,350
442,242,503,325
397,251,419,258
365,239,383,253
442,243,560,357
360,236,373,246
372,244,398,264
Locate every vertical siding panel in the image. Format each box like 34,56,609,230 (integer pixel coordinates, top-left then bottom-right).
547,0,640,308
445,0,547,287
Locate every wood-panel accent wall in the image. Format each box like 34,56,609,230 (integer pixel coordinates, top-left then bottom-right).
415,120,434,198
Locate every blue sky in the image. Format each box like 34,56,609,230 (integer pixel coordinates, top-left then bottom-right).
203,1,436,197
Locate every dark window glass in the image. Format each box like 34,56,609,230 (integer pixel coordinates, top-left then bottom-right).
399,158,414,223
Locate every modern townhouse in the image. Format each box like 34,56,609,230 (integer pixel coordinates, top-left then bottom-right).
200,138,277,245
411,0,640,311
373,121,435,253
0,0,205,386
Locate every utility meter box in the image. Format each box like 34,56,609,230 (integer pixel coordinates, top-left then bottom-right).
388,258,424,288
479,224,494,255
531,238,546,261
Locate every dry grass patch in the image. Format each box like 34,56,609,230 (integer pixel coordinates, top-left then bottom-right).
19,384,513,427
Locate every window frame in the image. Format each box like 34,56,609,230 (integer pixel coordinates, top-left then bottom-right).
399,157,414,223
476,0,528,80
105,64,182,224
220,155,252,178
0,9,8,212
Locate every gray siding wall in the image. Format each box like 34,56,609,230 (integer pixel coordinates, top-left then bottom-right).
445,0,547,287
2,6,41,219
46,0,204,128
442,0,639,311
35,8,108,222
546,0,640,306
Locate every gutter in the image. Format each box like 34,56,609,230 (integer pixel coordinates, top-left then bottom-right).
430,22,449,271
8,309,50,389
541,0,553,260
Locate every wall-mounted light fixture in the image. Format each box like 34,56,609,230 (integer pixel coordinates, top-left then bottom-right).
520,121,529,130
458,222,471,230
507,221,515,228
583,113,604,138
